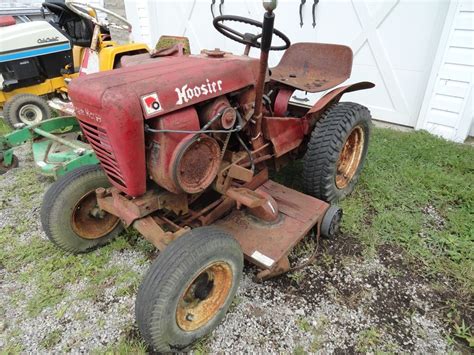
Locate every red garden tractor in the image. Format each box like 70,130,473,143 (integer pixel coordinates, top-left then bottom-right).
41,0,374,351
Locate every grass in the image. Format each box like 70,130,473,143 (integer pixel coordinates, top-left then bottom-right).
276,127,474,350
276,128,474,292
0,118,10,135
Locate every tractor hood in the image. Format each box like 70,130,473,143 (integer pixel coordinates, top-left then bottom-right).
0,21,70,63
69,54,260,120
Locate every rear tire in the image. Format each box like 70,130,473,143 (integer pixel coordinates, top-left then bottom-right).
136,226,243,352
303,102,371,203
41,165,123,254
4,94,51,128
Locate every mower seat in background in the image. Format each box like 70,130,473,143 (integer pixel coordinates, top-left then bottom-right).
119,53,154,68
0,16,16,27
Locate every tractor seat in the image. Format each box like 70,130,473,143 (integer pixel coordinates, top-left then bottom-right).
269,43,353,93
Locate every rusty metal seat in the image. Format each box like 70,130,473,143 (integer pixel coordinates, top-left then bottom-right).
269,43,353,93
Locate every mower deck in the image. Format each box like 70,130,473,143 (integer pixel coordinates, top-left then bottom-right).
216,180,329,271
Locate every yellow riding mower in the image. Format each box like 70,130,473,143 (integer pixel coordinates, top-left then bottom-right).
0,0,149,128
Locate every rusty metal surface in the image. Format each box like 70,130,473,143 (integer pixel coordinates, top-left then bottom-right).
305,81,375,118
216,180,329,270
133,216,189,250
270,43,353,93
226,187,266,208
176,261,233,331
336,126,365,189
199,168,269,225
262,117,305,157
96,187,188,226
248,189,279,222
71,191,120,240
175,136,221,194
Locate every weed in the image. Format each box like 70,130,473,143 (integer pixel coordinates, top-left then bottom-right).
356,327,382,353
40,329,62,349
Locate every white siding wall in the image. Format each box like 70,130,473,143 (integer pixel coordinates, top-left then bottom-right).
124,0,152,45
416,0,474,142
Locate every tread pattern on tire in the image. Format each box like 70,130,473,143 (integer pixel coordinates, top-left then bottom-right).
4,94,51,128
41,164,120,253
303,102,371,203
135,226,243,352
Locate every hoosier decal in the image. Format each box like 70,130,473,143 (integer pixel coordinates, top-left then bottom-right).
175,79,223,105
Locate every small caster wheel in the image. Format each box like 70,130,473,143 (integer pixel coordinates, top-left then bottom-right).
321,205,342,238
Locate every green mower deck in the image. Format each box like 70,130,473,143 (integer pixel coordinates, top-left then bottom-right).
0,116,98,177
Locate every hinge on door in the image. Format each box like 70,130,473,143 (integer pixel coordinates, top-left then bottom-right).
292,95,310,103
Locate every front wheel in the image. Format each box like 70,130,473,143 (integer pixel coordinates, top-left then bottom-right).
303,102,371,203
3,94,51,128
135,226,243,352
40,165,123,253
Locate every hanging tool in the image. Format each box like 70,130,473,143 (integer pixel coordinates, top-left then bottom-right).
219,0,224,16
299,0,306,27
211,0,216,19
312,0,320,28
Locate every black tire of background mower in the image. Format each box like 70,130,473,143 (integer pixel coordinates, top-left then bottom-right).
40,165,123,254
303,102,371,203
135,226,243,352
4,94,51,128
0,154,19,175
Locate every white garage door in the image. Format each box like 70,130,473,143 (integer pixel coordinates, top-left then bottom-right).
133,0,449,128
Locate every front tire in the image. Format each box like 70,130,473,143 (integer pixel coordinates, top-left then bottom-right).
136,226,243,352
40,165,122,253
4,94,51,128
303,102,371,203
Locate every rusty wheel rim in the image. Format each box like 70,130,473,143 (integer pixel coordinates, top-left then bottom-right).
176,261,233,332
71,191,120,240
336,126,365,189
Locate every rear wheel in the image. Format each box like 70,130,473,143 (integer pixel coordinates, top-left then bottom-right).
303,102,371,203
136,226,243,352
40,165,122,253
4,94,51,128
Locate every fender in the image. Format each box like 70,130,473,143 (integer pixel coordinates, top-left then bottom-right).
304,81,375,119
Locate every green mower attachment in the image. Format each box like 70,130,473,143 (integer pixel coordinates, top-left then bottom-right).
0,116,98,177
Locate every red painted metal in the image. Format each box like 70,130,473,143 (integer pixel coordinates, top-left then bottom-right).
0,16,15,27
147,107,199,194
263,117,305,157
69,54,260,196
216,180,329,270
273,88,294,117
304,81,375,119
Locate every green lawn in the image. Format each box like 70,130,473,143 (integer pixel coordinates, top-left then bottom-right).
277,127,474,292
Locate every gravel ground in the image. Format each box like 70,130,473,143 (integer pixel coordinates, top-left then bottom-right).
0,146,451,353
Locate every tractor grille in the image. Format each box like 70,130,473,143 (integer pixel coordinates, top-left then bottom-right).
79,121,127,188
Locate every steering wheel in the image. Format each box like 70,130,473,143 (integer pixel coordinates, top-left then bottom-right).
213,15,290,51
65,1,132,32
